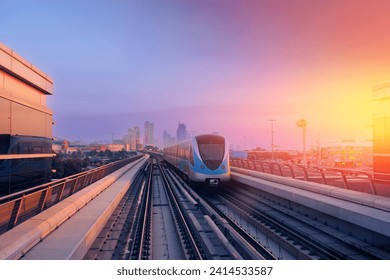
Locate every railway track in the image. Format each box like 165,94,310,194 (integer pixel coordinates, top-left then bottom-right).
165,168,277,260
84,157,390,260
85,158,242,259
212,182,390,259
157,159,204,259
84,161,150,259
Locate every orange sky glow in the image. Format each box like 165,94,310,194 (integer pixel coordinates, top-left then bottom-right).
207,0,390,150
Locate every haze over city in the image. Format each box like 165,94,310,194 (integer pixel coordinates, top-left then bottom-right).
2,0,390,149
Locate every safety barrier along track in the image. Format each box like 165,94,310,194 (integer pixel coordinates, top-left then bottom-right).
0,155,143,235
232,167,390,213
0,156,147,260
231,158,390,197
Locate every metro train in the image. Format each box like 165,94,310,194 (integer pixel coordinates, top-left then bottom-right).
163,134,230,186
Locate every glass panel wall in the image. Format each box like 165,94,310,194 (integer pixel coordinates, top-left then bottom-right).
0,97,11,134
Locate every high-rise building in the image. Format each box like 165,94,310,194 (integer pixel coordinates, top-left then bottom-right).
176,123,188,143
144,121,154,145
162,130,176,148
373,82,390,180
124,128,135,151
134,126,141,149
0,43,54,195
124,126,141,151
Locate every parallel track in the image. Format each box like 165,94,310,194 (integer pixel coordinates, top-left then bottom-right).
215,182,390,259
166,169,277,260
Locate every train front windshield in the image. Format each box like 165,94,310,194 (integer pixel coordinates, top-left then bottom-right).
198,144,224,160
196,135,225,170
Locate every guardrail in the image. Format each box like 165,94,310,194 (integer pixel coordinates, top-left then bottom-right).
231,159,390,197
0,155,143,235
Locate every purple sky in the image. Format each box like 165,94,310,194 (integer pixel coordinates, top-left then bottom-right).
2,0,390,150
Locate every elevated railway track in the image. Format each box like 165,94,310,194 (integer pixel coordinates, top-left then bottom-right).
0,155,389,260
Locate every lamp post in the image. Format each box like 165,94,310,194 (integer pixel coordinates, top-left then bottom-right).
296,119,307,165
268,119,276,161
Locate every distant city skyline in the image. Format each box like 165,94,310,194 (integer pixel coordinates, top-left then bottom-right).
2,1,390,150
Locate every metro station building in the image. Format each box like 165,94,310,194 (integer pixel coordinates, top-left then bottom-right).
0,43,54,195
373,82,390,180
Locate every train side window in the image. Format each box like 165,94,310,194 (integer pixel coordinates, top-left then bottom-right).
189,147,194,165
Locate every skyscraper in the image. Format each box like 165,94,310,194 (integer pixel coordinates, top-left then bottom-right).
176,123,188,143
144,121,154,145
133,126,141,149
162,130,176,148
124,126,141,151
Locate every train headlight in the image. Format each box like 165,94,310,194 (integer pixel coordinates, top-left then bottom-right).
221,165,225,169
200,165,205,169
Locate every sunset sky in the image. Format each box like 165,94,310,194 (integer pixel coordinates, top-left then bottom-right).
2,0,390,150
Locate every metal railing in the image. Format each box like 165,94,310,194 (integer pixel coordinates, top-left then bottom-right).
231,159,390,197
0,155,143,235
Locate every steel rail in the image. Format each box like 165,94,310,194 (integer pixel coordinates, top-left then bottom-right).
112,161,150,260
156,161,204,260
222,183,389,259
165,168,276,260
219,190,344,260
122,162,151,259
196,190,277,260
83,162,148,260
136,160,153,260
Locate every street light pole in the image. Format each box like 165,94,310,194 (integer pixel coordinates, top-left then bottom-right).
303,125,307,165
296,119,307,165
268,119,276,161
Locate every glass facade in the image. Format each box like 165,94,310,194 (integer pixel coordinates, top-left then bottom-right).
1,43,54,196
0,135,53,195
0,97,53,196
373,156,390,175
373,117,390,178
373,83,390,180
373,117,390,154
